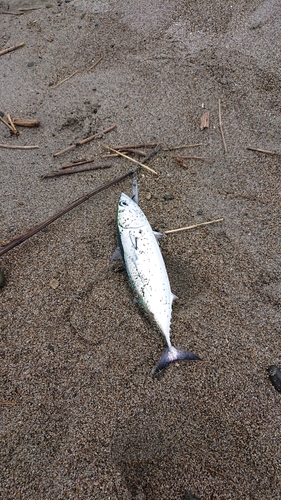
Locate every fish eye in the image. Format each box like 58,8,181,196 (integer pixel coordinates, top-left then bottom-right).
120,200,128,207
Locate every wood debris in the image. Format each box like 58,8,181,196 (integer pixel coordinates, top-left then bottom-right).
102,145,158,175
200,111,210,130
0,169,135,257
53,124,116,157
42,164,112,179
165,218,224,234
218,99,228,153
0,42,25,57
247,146,281,157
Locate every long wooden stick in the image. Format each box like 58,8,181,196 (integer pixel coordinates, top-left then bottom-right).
53,124,116,157
112,143,158,150
0,169,135,257
0,42,25,57
42,164,112,179
165,218,224,234
247,146,281,157
218,99,227,153
102,145,158,175
0,144,38,149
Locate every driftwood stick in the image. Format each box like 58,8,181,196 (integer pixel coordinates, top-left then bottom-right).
247,146,281,157
218,99,227,153
0,144,38,149
42,164,112,179
0,42,25,57
0,116,15,133
53,124,116,157
164,143,202,151
165,218,224,234
0,169,135,257
101,149,146,158
102,145,158,175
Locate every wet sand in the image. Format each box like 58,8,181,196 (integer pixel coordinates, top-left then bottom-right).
1,1,281,498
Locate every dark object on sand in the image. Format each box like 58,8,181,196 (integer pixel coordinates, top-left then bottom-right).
268,365,281,393
0,270,6,288
185,491,201,500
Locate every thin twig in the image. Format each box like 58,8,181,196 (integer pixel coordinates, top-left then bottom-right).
86,57,102,72
0,144,38,149
0,116,15,133
112,143,158,150
0,42,25,57
53,124,116,157
218,99,227,153
164,218,224,234
42,164,112,179
0,11,23,16
52,70,80,89
247,146,281,157
164,143,202,151
175,155,208,160
61,158,94,169
102,145,158,175
0,401,22,405
0,169,135,257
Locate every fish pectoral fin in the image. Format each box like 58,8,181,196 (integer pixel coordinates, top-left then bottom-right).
110,247,122,261
153,231,166,240
129,232,138,250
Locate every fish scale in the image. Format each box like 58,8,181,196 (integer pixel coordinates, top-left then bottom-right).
117,192,201,376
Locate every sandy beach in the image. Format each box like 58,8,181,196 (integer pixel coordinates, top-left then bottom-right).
1,1,281,498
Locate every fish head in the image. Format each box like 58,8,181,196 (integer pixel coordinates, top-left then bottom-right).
117,193,145,229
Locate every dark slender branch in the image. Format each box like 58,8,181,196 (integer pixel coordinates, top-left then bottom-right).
0,169,135,257
42,164,112,179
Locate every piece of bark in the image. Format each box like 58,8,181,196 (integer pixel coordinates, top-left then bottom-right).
13,118,40,127
200,111,210,130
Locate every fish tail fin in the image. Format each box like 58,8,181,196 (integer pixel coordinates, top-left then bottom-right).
153,345,201,377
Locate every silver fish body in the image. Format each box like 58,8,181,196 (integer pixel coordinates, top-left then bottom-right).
117,192,200,375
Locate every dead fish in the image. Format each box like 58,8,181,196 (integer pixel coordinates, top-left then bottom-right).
268,365,281,393
116,192,201,376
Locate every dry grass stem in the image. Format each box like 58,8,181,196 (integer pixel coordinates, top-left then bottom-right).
218,99,228,153
0,116,15,133
247,146,281,157
175,155,208,160
61,158,94,169
52,70,80,89
53,124,116,157
86,57,102,71
6,114,18,134
112,143,158,150
0,169,135,256
42,164,112,179
164,143,202,151
0,144,39,149
102,145,158,175
165,218,224,234
0,42,25,56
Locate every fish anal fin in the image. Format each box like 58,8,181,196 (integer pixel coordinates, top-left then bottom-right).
110,247,122,261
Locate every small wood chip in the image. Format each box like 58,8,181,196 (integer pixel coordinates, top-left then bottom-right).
13,118,40,127
200,111,210,130
50,278,59,290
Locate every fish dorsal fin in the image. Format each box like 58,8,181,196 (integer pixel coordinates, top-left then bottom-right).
110,247,122,261
171,293,179,302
